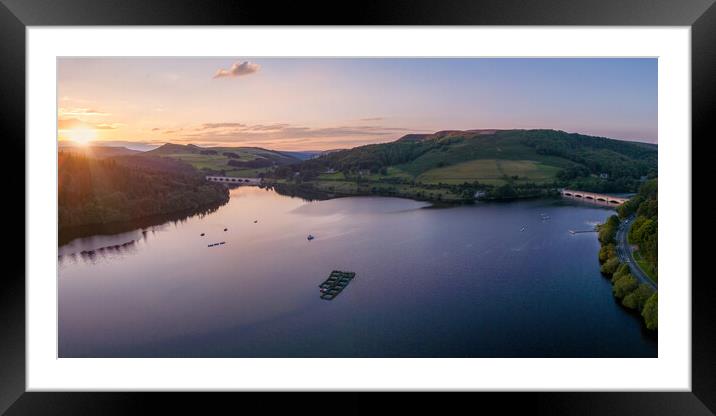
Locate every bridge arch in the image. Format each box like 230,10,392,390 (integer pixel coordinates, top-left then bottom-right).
561,189,628,206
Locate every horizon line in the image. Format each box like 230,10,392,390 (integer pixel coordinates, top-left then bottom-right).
57,127,658,152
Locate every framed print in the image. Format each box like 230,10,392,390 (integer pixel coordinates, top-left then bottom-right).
2,0,713,414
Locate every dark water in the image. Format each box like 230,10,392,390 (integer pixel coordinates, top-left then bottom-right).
58,187,657,357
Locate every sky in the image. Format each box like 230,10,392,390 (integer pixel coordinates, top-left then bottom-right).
57,58,657,151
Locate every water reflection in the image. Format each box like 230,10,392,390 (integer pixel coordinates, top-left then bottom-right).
59,187,656,358
58,200,227,247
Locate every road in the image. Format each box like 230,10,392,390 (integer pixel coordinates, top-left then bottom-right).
615,215,657,290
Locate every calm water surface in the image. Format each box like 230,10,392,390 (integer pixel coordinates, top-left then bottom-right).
59,187,657,357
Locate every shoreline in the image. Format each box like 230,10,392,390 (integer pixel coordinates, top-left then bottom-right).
58,196,230,247
263,180,562,205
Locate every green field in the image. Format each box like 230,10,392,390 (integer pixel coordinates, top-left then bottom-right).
394,134,577,177
310,180,463,201
364,167,413,181
302,160,558,201
149,144,298,177
416,159,560,185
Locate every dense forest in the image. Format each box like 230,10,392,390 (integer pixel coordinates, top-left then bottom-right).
597,179,659,331
58,152,229,230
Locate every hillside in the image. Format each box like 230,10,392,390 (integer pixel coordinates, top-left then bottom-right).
58,145,142,158
268,129,657,202
58,152,229,233
279,150,323,160
147,143,302,177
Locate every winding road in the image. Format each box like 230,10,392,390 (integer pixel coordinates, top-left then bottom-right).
615,215,657,290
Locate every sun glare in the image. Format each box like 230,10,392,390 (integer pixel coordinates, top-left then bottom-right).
66,128,97,145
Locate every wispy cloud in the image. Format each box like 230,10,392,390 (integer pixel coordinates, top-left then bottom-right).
200,122,247,129
360,117,384,121
95,123,123,130
58,118,122,131
59,107,110,117
173,121,430,149
212,61,261,79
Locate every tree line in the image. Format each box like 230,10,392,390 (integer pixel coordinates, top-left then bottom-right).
617,179,658,278
58,153,229,230
597,211,657,330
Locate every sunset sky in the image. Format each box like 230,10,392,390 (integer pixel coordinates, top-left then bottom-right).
58,58,657,151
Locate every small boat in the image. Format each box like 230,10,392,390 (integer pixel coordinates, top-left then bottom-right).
200,233,205,236
520,226,527,232
224,228,228,231
219,241,225,245
254,220,258,223
307,234,315,241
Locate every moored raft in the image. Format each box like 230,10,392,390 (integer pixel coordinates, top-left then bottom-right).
319,270,356,300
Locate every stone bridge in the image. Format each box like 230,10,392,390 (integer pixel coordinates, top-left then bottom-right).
206,176,262,185
560,189,629,205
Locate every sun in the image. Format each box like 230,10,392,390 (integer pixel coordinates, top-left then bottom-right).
65,128,97,145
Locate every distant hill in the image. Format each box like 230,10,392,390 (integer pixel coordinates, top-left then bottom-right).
58,145,142,158
286,129,657,194
145,143,201,155
145,143,302,177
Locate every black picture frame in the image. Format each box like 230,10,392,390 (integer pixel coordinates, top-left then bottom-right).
1,0,712,414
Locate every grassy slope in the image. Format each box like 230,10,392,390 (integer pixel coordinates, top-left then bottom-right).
417,159,561,186
293,131,576,198
147,144,299,176
395,132,576,178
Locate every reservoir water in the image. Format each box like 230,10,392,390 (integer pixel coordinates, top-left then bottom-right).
58,187,657,357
